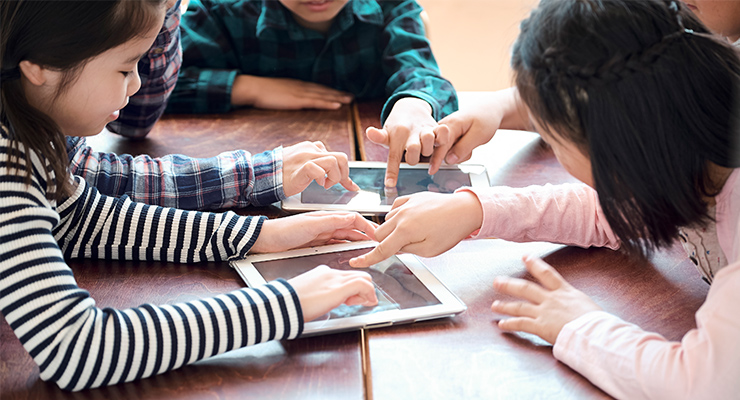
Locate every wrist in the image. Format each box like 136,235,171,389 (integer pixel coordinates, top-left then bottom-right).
231,75,259,106
454,190,483,236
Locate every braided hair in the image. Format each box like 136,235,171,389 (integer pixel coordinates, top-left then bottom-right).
513,0,740,253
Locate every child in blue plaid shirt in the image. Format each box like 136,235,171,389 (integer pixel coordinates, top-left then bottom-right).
169,0,458,187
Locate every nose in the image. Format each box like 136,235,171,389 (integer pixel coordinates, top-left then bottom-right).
127,63,142,96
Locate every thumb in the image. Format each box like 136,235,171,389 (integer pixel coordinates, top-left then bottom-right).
366,126,390,147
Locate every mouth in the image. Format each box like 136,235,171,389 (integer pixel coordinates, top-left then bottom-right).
301,0,333,12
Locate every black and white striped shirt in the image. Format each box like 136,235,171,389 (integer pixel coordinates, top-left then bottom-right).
0,136,304,391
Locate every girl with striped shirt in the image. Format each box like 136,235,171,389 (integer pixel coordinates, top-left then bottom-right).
0,0,377,391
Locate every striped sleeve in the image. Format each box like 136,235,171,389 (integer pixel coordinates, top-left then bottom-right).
1,139,304,391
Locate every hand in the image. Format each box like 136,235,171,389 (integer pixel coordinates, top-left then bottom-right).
288,265,378,322
232,75,353,110
349,191,483,268
251,211,378,254
365,97,437,187
430,87,528,175
282,141,359,197
491,255,602,345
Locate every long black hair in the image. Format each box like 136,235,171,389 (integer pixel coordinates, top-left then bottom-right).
513,0,740,253
0,0,166,201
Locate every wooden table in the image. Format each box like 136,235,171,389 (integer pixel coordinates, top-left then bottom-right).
1,98,710,399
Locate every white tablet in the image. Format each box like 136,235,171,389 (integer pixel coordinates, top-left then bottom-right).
230,242,466,337
281,161,489,214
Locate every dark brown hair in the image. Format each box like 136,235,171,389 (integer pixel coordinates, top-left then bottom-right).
1,0,167,201
512,0,740,253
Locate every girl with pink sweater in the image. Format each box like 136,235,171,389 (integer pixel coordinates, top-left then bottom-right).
350,0,740,398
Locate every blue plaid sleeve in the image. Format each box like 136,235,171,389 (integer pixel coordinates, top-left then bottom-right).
67,136,285,210
379,0,458,124
107,0,182,138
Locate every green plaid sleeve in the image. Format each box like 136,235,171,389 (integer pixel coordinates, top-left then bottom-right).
379,0,458,124
166,0,241,114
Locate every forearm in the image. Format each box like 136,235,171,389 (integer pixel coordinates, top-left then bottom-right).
68,141,283,210
554,262,740,400
489,87,532,131
460,183,620,249
56,178,266,261
166,67,238,114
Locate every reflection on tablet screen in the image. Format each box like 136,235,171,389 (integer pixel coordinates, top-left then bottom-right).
301,167,471,205
252,248,441,322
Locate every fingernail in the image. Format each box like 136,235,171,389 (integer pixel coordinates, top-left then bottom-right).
492,300,500,307
385,178,395,187
446,154,458,164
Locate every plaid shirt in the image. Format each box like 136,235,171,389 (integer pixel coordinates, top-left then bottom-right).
106,0,182,138
167,0,458,123
66,136,285,210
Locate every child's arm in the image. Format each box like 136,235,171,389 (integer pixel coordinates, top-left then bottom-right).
0,153,376,391
106,0,181,138
430,87,532,174
67,138,357,210
366,1,458,186
350,183,620,268
492,256,740,399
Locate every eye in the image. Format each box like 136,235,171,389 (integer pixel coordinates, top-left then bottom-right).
120,70,134,77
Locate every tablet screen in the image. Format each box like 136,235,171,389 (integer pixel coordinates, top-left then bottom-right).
300,167,471,205
252,248,441,320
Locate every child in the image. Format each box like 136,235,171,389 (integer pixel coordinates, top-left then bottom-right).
351,0,740,397
167,0,458,188
66,0,359,211
0,0,378,391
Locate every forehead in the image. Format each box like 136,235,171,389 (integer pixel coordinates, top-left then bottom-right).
105,12,164,65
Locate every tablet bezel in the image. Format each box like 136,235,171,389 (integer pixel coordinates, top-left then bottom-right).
229,241,466,337
280,161,489,214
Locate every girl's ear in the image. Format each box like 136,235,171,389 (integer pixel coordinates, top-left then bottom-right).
18,60,49,86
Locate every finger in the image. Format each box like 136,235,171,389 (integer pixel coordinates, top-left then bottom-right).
428,125,452,175
419,128,436,158
304,156,343,189
293,161,328,189
433,124,451,147
312,141,327,151
348,229,406,268
523,255,567,291
492,276,547,305
445,126,488,165
300,99,344,110
366,126,390,147
383,196,411,220
403,134,422,165
497,317,541,337
490,299,538,319
328,229,375,242
343,278,378,306
384,143,403,188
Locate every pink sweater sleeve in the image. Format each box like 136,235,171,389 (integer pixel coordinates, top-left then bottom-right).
460,183,620,250
553,261,740,399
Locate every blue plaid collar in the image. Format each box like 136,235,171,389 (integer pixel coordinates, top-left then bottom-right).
256,0,383,40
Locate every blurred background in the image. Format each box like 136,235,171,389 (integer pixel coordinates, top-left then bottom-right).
416,0,538,92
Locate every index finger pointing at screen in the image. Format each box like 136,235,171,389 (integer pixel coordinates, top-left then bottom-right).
349,236,402,268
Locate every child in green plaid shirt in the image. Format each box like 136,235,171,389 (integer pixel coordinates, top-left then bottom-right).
169,0,458,187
